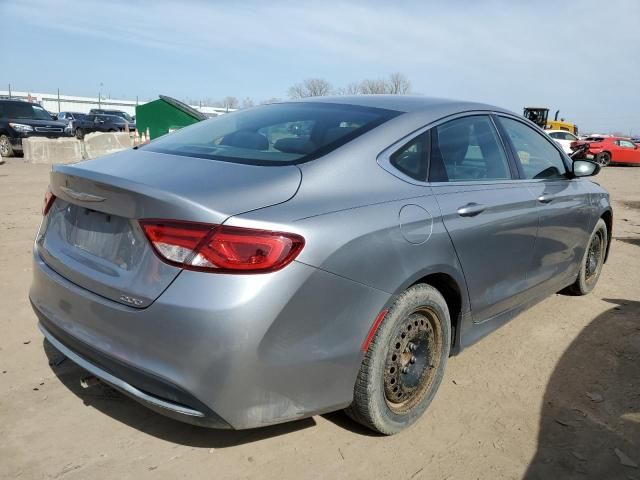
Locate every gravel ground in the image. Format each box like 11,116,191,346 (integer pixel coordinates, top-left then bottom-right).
0,159,638,480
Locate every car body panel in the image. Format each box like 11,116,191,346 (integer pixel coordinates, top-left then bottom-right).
547,129,578,154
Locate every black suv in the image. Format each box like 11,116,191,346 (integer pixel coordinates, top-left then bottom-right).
73,114,136,139
0,99,70,157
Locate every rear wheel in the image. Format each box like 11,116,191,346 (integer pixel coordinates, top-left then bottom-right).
346,284,451,435
0,134,14,157
596,152,611,166
569,218,607,295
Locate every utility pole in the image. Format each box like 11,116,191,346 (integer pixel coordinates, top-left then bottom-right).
8,84,11,99
57,88,61,112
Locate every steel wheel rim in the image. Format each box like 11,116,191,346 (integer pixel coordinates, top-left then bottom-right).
585,229,604,285
384,307,444,413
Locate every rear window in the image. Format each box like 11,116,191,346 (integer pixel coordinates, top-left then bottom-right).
142,102,400,165
0,102,52,120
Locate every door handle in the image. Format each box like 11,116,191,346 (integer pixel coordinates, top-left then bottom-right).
537,194,556,204
457,202,485,217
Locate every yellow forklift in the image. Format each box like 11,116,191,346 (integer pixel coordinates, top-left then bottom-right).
523,107,578,135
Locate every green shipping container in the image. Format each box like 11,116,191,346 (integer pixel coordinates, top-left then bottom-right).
135,95,207,140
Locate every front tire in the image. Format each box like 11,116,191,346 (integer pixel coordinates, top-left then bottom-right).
0,134,14,157
569,218,608,295
346,284,451,435
75,128,84,140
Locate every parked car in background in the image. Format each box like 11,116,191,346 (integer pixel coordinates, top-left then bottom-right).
89,108,135,123
31,96,611,435
57,112,85,125
571,136,640,166
547,129,579,154
0,99,70,157
73,113,136,139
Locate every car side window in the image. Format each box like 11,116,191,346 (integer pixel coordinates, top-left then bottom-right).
499,117,567,180
429,115,511,182
618,140,635,148
390,131,429,181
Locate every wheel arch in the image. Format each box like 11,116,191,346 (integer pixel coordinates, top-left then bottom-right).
392,267,470,356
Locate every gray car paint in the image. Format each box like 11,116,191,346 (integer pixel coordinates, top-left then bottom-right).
30,96,611,429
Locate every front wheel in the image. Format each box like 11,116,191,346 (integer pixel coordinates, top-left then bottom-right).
568,218,608,295
596,152,611,166
75,128,84,140
346,284,451,435
0,134,14,157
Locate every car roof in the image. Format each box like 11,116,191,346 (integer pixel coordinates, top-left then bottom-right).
287,95,509,114
0,99,30,104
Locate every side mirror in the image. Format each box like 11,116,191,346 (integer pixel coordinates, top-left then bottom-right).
573,160,600,178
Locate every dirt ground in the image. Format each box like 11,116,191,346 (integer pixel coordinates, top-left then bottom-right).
0,159,638,480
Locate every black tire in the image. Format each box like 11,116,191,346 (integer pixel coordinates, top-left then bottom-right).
596,152,611,166
346,284,451,435
0,134,14,158
75,128,84,140
568,218,608,295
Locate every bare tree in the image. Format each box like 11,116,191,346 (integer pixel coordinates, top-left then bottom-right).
221,96,239,110
387,72,411,94
335,82,362,95
288,78,333,98
359,78,389,94
242,97,255,108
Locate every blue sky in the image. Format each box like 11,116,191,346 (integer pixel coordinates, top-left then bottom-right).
2,0,639,133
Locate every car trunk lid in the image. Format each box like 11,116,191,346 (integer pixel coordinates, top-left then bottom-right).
37,149,302,307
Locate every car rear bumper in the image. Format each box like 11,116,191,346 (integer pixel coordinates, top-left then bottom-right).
29,247,390,429
36,315,231,428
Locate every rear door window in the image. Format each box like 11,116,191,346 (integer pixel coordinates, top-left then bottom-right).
498,117,567,179
429,116,511,182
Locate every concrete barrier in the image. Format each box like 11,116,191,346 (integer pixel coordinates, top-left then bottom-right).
83,132,133,160
22,137,84,164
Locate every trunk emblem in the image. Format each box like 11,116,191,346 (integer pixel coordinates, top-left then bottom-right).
60,186,106,203
119,295,144,306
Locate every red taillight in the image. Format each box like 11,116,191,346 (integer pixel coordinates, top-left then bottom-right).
43,190,56,216
139,220,305,273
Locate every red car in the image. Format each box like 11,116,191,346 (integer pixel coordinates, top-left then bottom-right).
571,136,640,166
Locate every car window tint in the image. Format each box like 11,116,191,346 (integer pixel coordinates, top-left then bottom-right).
429,116,510,182
144,102,399,165
552,132,575,141
619,140,635,148
390,131,428,181
499,117,567,180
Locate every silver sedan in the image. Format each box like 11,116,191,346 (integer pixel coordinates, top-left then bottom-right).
30,96,611,434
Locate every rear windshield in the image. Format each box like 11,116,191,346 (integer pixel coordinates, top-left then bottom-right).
142,102,400,165
1,102,52,120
